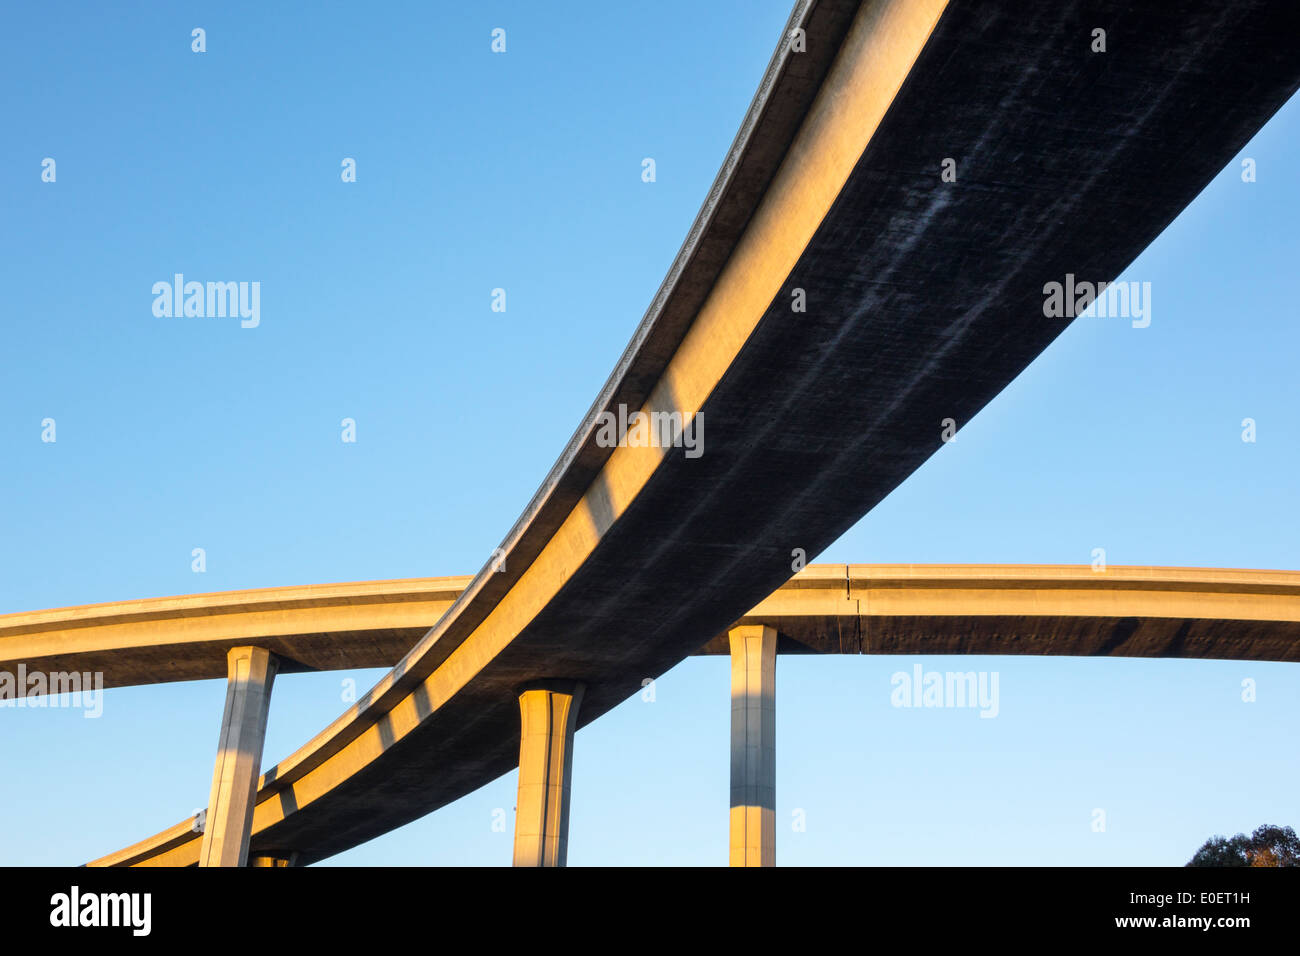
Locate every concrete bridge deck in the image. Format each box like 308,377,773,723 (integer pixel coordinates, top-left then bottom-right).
6,564,1298,700
9,0,1299,867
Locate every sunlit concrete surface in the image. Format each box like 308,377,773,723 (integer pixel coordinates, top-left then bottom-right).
81,564,1300,866
0,577,469,694
729,625,777,867
25,0,1300,867
199,647,279,868
700,565,1300,660
10,564,1297,702
512,682,584,867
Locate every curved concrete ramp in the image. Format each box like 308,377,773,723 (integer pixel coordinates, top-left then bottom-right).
42,0,1300,867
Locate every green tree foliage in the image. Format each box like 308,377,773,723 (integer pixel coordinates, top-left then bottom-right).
1187,825,1299,866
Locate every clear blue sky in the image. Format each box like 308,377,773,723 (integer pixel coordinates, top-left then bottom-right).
2,0,1296,866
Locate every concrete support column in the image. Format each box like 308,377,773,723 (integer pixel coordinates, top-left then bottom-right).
249,853,299,868
199,646,279,868
729,624,776,867
512,680,584,867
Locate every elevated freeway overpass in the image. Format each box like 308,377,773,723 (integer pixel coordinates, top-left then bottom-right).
7,0,1300,867
6,566,1299,695
4,563,1294,865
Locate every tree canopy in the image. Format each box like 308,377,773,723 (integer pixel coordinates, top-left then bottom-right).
1187,825,1299,866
